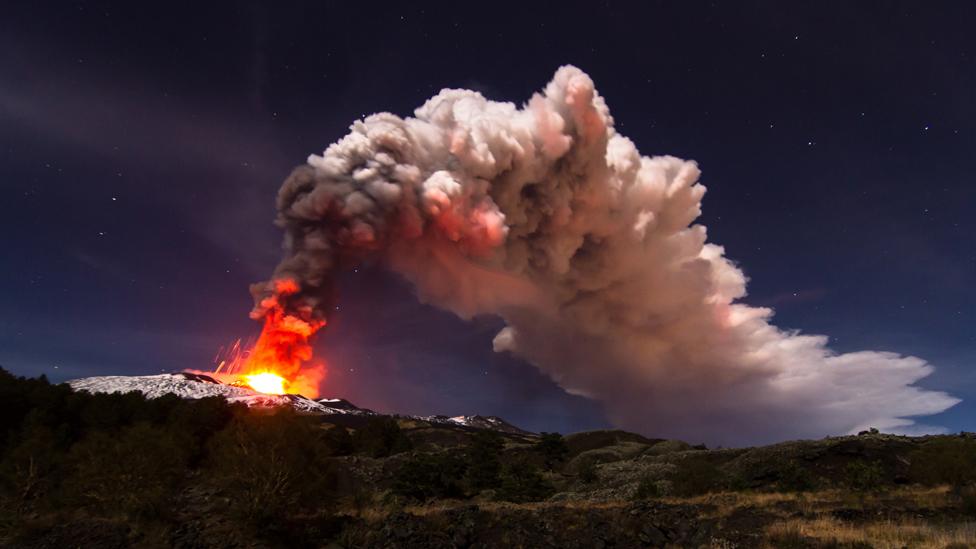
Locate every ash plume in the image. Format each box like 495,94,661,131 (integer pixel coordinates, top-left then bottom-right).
252,66,958,445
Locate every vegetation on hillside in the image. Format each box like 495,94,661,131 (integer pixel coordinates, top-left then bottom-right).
1,368,975,548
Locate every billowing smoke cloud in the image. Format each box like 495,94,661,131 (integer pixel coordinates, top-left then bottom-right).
252,66,958,445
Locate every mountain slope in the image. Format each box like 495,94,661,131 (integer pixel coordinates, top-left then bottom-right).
67,372,532,435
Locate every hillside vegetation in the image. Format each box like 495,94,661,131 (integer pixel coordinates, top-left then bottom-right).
1,369,974,548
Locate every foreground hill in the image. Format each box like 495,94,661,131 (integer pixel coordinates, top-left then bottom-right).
2,369,975,548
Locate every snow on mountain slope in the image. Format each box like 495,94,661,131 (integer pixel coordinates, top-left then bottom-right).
67,372,532,434
420,414,534,436
69,373,251,400
67,373,365,415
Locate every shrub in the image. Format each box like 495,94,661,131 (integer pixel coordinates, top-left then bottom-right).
844,460,885,492
165,396,237,464
908,438,976,486
465,431,503,491
392,452,466,501
353,417,412,458
323,425,355,456
204,409,335,526
950,483,976,517
778,461,817,492
497,458,554,502
577,457,598,484
536,432,569,471
633,475,660,499
63,423,191,517
0,426,65,514
670,457,723,496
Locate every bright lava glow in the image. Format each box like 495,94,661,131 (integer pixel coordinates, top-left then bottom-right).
202,277,326,398
243,372,288,395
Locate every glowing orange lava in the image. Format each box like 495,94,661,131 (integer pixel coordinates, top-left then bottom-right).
202,278,327,398
242,372,288,395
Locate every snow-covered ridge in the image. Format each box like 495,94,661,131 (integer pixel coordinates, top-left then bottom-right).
419,414,531,435
67,372,532,434
67,373,366,415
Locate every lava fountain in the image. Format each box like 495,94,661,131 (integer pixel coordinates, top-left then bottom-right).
204,279,327,397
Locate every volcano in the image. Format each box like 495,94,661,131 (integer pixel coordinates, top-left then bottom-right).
67,372,532,435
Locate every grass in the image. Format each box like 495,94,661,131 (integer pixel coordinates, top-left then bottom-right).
351,485,956,515
338,485,975,548
766,516,976,548
657,485,954,521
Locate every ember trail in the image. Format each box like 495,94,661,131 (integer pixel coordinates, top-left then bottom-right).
207,278,326,398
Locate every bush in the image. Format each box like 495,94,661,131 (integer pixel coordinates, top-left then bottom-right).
162,396,239,468
0,426,65,514
908,438,976,486
353,417,412,458
392,452,466,501
778,461,817,492
633,475,660,499
536,432,569,471
496,458,554,503
465,431,503,491
670,456,723,496
950,483,976,517
204,409,336,526
577,457,598,484
844,460,885,492
323,425,355,456
63,423,191,518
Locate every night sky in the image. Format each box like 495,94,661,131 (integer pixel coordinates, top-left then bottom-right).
2,2,973,436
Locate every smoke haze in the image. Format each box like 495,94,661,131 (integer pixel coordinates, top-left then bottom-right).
252,66,958,445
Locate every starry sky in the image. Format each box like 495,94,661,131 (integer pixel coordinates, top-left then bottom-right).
1,2,973,436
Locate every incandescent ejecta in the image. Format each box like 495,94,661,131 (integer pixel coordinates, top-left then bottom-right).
249,66,958,445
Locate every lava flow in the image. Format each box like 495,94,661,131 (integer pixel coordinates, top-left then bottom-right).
204,280,326,397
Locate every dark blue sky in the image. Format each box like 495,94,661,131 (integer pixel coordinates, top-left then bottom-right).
1,1,973,436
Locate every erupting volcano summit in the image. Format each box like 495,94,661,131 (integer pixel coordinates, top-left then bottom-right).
223,66,955,445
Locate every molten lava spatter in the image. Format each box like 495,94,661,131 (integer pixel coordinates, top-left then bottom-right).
242,372,287,395
206,278,326,398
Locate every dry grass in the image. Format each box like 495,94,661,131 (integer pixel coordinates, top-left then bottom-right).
352,485,957,518
667,485,955,519
766,516,976,548
341,484,972,548
666,490,802,517
403,498,628,516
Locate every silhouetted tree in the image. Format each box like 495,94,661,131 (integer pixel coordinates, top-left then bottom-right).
353,417,412,458
393,451,466,501
497,458,554,502
535,432,569,471
323,425,355,456
63,422,191,517
577,456,598,484
465,431,503,491
204,409,336,526
844,460,886,492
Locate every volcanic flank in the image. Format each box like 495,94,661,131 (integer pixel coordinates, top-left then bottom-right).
66,372,532,435
244,65,957,446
